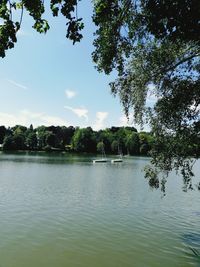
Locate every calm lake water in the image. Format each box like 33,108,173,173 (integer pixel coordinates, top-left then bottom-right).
0,152,200,267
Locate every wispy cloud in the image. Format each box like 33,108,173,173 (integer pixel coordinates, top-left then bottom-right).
64,105,88,121
93,111,108,130
7,79,28,90
0,110,69,127
65,89,77,99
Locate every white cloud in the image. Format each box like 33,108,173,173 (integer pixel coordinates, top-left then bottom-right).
0,110,69,127
64,105,88,121
0,112,24,127
93,112,108,131
118,113,134,127
65,89,77,99
7,79,28,90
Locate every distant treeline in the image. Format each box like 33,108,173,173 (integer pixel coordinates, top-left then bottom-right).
0,125,155,155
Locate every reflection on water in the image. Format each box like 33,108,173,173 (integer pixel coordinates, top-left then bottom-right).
183,233,200,265
0,152,200,267
183,233,200,248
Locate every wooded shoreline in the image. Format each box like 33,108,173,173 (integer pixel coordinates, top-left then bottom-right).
0,125,154,156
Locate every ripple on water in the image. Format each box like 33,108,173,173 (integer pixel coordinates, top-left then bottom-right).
0,154,200,267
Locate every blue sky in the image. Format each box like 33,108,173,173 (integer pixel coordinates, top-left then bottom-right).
0,2,154,130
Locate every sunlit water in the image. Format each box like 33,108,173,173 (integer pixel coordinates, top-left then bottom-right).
0,152,200,267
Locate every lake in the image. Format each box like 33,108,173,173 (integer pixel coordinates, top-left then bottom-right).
0,153,200,267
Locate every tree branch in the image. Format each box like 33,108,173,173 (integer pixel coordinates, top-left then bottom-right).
164,53,200,74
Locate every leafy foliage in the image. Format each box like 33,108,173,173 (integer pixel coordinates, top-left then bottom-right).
92,0,200,192
0,124,155,156
0,0,84,57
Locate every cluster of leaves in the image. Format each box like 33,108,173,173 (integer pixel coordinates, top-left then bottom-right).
0,0,84,57
0,0,18,57
92,0,200,192
0,124,154,156
144,0,200,43
50,0,84,43
92,0,137,74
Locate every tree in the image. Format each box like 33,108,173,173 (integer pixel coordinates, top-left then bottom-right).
111,140,118,154
2,131,25,150
2,135,14,150
96,129,113,154
9,125,26,150
36,126,47,149
72,127,96,153
139,132,153,155
25,125,37,150
45,132,56,147
12,133,26,150
97,141,105,154
0,126,6,144
92,0,200,192
125,132,140,155
62,126,75,146
25,131,37,150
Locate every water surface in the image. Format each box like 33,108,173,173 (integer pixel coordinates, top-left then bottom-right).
0,153,200,267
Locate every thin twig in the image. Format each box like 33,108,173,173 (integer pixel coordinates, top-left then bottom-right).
19,3,24,27
8,0,12,20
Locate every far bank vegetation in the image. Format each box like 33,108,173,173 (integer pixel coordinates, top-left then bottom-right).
0,125,154,156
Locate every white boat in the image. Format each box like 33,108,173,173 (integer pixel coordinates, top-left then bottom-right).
111,158,123,163
93,158,108,163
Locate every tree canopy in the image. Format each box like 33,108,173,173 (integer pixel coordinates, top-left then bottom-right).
92,0,200,192
0,124,155,156
1,0,200,192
